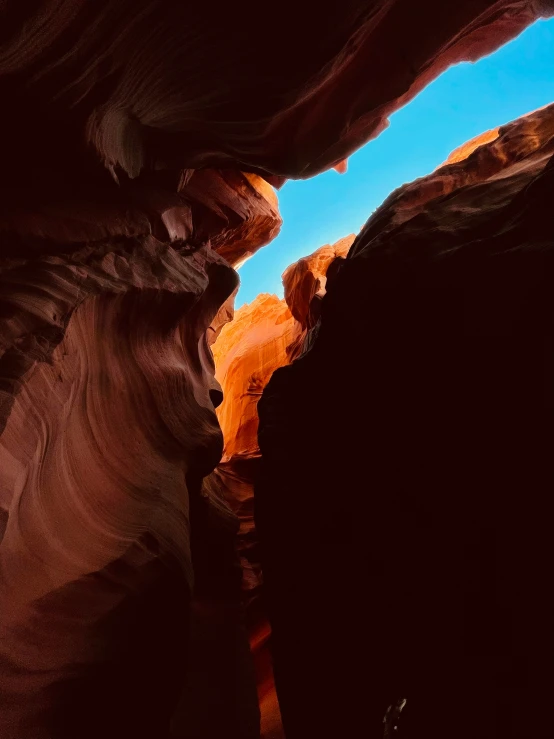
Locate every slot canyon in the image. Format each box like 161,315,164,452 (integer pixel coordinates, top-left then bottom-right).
0,2,553,738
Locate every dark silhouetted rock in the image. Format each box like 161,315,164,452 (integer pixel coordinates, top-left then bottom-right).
258,103,554,739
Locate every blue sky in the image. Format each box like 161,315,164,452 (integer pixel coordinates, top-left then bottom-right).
237,18,554,307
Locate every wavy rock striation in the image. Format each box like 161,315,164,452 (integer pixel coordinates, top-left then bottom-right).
257,103,554,739
1,1,553,184
0,165,280,738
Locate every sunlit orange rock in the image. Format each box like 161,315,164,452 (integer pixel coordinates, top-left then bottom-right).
207,236,356,737
214,294,298,462
441,105,553,167
443,127,501,164
356,103,554,236
333,159,349,174
214,234,358,468
283,235,355,329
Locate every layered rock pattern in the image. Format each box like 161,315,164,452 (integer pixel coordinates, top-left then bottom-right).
257,104,554,738
1,0,552,185
0,169,280,738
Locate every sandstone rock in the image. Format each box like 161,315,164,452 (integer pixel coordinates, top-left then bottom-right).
442,127,500,165
257,103,554,739
214,294,298,462
1,1,551,185
207,237,356,736
1,3,553,736
283,235,355,330
0,162,279,737
0,237,236,738
333,159,349,174
180,171,282,267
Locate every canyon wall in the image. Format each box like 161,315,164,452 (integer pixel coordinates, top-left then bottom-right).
257,103,554,739
2,0,551,184
1,1,554,737
0,174,280,739
209,235,354,737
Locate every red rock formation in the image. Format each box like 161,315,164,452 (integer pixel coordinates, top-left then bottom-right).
207,237,355,737
283,235,355,330
1,1,552,185
441,106,553,167
442,127,500,164
1,2,553,737
0,242,231,737
257,103,554,739
211,296,297,739
0,162,280,737
180,171,282,268
353,103,554,242
333,159,349,174
214,295,298,462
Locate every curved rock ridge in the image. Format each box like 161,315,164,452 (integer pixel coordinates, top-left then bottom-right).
0,235,240,737
206,237,356,737
178,171,282,267
442,127,501,165
0,169,280,267
0,168,281,429
0,154,280,735
351,103,554,238
257,103,554,738
1,1,551,185
283,235,355,329
349,104,554,258
441,105,554,167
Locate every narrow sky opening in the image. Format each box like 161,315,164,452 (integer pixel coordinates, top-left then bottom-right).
236,18,554,307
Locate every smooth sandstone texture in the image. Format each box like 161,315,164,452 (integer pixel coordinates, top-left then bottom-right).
0,164,279,738
257,104,554,739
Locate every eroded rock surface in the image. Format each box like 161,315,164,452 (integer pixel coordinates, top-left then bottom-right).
0,159,282,737
207,238,355,736
2,1,552,183
283,235,354,336
258,103,554,739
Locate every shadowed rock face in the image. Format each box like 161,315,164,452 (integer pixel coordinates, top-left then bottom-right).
1,0,552,183
257,103,554,739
